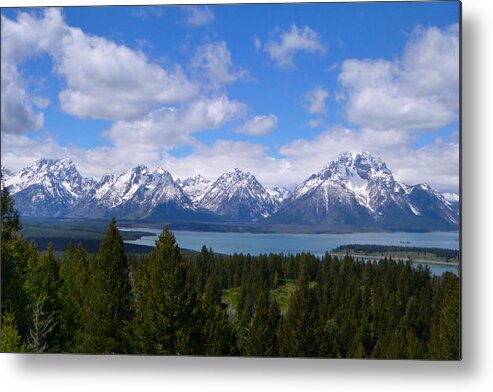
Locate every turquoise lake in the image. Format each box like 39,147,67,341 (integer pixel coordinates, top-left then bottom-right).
122,229,460,276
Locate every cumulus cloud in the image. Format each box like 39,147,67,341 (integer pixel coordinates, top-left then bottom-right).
338,24,459,131
0,10,66,134
105,95,247,151
164,140,291,186
191,41,246,88
1,8,199,123
234,115,278,136
278,126,458,192
55,29,198,121
1,12,458,193
262,24,326,69
303,86,329,115
1,62,45,134
182,6,214,27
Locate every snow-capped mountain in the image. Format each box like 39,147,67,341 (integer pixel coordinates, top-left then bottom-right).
72,165,195,220
265,186,292,207
177,175,212,205
198,168,277,221
4,158,94,217
269,151,459,231
4,153,459,230
442,192,459,203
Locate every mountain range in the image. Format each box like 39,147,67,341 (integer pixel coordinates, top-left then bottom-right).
3,152,459,231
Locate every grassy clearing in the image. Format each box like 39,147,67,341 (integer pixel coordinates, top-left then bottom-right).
222,279,317,316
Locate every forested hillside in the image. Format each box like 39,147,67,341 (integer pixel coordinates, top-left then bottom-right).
1,181,460,359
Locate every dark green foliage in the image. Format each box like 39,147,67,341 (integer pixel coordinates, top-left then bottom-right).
57,243,89,352
1,173,29,332
76,219,132,353
0,312,26,352
23,244,62,352
201,277,237,355
427,273,460,359
278,260,322,357
332,244,459,261
129,227,202,355
245,288,280,357
1,171,21,242
0,189,460,358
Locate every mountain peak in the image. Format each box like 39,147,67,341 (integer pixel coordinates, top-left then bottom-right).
224,167,250,176
33,157,76,170
199,167,274,221
320,151,393,188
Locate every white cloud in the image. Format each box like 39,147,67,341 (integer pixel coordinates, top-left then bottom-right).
1,62,45,134
131,6,165,20
234,115,278,136
308,118,323,128
1,9,199,123
191,41,246,88
1,133,64,171
2,124,458,192
182,6,214,27
254,36,262,51
391,137,459,192
0,10,66,134
303,86,329,115
338,24,459,131
55,28,198,121
105,95,247,151
1,13,458,194
262,24,326,69
278,126,458,192
164,140,291,186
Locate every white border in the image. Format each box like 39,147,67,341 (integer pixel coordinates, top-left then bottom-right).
1,1,493,391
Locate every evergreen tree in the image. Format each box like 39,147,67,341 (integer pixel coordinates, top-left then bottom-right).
278,260,321,357
77,219,132,353
245,288,280,357
201,277,236,356
427,273,460,359
1,174,29,333
1,170,21,242
130,227,202,355
0,312,26,352
23,243,61,352
57,243,89,352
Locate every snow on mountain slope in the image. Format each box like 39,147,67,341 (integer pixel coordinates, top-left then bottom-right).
442,192,459,203
265,186,292,207
4,158,94,217
198,168,276,221
269,151,458,230
177,175,212,205
5,154,459,230
79,165,194,219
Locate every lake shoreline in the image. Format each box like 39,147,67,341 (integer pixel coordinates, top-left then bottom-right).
329,253,460,267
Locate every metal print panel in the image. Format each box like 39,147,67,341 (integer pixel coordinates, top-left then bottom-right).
0,1,461,359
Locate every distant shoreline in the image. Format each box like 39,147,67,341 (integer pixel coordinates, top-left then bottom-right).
329,253,460,267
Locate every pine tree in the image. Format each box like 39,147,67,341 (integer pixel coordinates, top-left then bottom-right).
427,273,460,359
1,170,21,243
0,312,26,352
57,243,89,352
23,243,61,352
245,288,280,357
77,219,132,353
201,277,236,356
278,260,321,357
130,227,202,355
1,173,29,333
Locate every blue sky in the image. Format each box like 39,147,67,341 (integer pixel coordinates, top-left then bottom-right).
1,2,460,191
